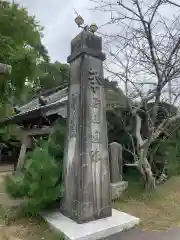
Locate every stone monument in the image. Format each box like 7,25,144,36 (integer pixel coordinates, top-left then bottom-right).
109,142,128,200
44,17,140,240
109,142,123,183
61,26,111,224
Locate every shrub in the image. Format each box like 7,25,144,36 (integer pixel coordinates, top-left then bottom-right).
148,134,169,179
5,172,27,198
48,122,65,185
166,126,180,177
5,121,65,214
175,128,180,175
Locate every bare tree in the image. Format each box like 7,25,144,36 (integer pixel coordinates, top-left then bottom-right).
92,0,180,188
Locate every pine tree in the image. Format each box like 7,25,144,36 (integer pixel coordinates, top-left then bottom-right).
5,121,65,214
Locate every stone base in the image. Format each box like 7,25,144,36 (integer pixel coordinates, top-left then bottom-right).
43,209,140,240
111,181,128,200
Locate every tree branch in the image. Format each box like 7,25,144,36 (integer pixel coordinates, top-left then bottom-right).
149,0,163,24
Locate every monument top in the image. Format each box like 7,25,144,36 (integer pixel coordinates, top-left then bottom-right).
67,17,106,63
67,30,106,63
71,30,102,53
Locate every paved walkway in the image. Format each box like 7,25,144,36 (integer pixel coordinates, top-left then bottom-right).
103,228,180,240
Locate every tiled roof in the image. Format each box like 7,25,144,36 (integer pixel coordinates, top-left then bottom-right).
0,86,130,125
18,87,68,114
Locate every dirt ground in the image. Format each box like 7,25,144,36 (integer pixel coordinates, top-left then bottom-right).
0,222,58,240
0,173,60,240
115,176,180,231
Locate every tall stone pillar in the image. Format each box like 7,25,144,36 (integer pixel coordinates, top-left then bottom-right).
62,29,112,223
44,27,139,240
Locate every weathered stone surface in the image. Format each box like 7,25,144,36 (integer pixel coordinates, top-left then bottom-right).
111,181,128,201
43,209,140,240
67,30,105,63
62,30,111,223
109,142,123,183
0,63,11,75
109,143,128,200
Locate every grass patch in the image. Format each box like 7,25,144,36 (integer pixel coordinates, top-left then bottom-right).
0,173,64,240
122,167,144,200
115,174,180,231
0,204,64,240
2,164,180,237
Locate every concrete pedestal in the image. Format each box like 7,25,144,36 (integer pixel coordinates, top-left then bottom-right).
43,209,140,240
111,181,128,201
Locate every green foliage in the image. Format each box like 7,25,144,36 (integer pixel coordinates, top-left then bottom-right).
0,0,49,100
48,122,66,185
0,102,22,141
148,136,169,178
13,61,70,106
122,167,144,200
5,121,65,215
166,145,178,177
38,61,70,90
5,172,28,198
174,129,180,175
5,141,62,210
107,108,136,163
164,122,180,177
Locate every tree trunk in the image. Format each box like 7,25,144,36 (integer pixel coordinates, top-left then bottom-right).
138,148,156,189
135,114,156,189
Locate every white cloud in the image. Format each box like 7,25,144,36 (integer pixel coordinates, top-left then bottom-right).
15,0,104,62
